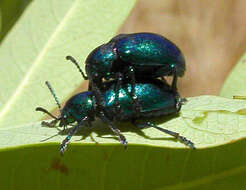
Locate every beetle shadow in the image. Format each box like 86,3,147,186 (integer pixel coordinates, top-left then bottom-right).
40,113,181,144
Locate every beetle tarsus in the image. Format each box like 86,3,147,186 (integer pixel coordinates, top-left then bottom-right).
133,121,195,149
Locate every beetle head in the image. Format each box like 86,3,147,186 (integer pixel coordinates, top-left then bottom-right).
59,92,94,127
85,42,117,80
36,82,94,129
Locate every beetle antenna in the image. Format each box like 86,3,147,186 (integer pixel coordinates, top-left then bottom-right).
35,107,58,120
66,55,88,80
45,81,62,113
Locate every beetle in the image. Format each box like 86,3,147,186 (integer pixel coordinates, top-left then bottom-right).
66,32,186,114
36,79,194,155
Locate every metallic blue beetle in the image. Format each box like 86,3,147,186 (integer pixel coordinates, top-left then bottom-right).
36,79,194,155
66,32,186,114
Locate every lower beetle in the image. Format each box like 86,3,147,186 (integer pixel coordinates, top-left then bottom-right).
36,79,194,155
67,32,186,115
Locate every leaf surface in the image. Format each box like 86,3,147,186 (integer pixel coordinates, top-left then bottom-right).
1,96,246,189
220,53,246,98
1,95,246,149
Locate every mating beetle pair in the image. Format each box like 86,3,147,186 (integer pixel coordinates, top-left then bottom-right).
67,32,185,114
36,32,194,154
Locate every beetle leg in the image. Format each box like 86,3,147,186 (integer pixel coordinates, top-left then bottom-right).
60,122,80,155
88,81,92,91
91,80,106,109
127,66,141,115
41,119,58,128
132,121,195,149
171,72,178,92
60,117,90,155
98,111,128,148
114,72,123,115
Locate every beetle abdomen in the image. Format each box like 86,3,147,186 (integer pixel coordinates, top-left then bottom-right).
114,33,186,77
103,79,179,120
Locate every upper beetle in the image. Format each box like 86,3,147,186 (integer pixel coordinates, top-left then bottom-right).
86,32,185,86
66,32,186,113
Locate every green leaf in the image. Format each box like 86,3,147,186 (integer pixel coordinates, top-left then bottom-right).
1,95,246,149
0,0,136,128
220,53,246,97
1,95,246,189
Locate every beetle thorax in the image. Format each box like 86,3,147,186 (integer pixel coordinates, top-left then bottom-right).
85,43,117,81
60,92,95,126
